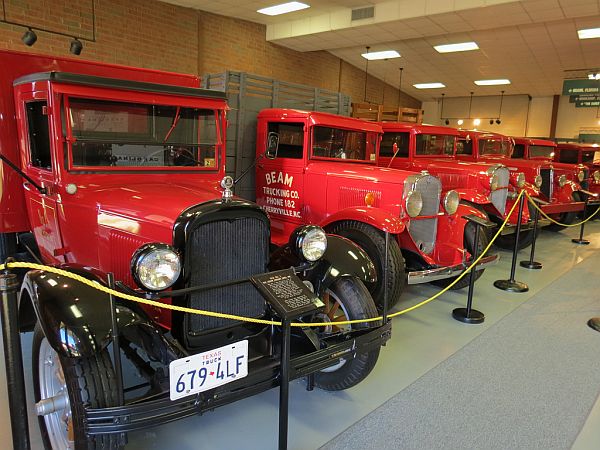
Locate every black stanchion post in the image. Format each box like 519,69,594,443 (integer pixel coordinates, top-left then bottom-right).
383,231,390,325
494,192,529,293
520,197,543,270
588,318,600,332
572,195,590,245
0,269,31,450
452,215,494,324
278,317,291,450
107,273,124,404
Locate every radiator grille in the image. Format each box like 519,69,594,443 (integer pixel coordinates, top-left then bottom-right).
408,175,441,254
540,168,553,199
490,167,509,215
581,168,589,190
187,217,268,333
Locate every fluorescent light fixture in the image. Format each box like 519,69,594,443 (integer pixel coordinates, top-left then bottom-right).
257,1,309,16
413,82,446,89
361,50,401,60
578,28,600,39
474,79,511,86
434,42,479,53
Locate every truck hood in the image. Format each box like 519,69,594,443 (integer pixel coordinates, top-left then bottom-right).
84,180,223,229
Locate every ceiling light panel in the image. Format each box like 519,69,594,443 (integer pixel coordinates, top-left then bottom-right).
433,42,479,53
474,79,511,85
578,28,600,39
413,83,446,89
361,50,401,60
257,2,309,16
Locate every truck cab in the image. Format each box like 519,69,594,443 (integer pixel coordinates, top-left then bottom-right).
0,50,390,449
256,109,497,309
554,142,600,194
456,129,585,230
378,122,536,249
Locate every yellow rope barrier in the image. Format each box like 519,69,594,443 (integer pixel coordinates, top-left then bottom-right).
525,192,600,227
0,192,523,328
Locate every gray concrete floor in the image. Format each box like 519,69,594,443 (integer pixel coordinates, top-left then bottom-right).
2,222,600,449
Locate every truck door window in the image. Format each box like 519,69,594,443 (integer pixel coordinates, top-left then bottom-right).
456,139,472,155
528,145,555,159
380,132,409,157
26,101,52,170
311,126,376,162
582,151,595,164
512,144,524,158
558,149,578,164
415,134,454,156
268,122,303,158
66,98,220,170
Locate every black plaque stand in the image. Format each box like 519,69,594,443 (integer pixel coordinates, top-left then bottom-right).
520,197,547,270
495,192,529,293
0,267,31,450
588,318,600,332
452,215,495,324
251,269,323,450
572,194,593,245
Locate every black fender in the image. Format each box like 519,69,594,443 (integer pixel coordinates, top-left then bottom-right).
19,268,180,362
270,234,376,296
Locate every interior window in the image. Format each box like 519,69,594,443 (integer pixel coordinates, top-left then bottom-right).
268,122,303,159
311,126,376,162
380,132,409,157
456,139,472,155
26,101,52,170
559,149,579,164
512,144,525,158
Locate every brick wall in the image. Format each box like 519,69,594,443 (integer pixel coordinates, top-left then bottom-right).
0,0,420,108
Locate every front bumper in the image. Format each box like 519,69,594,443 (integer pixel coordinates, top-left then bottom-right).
84,321,391,435
540,201,585,215
407,254,498,285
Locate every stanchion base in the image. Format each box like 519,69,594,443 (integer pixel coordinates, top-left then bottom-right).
588,318,600,332
572,239,590,245
520,260,542,270
494,279,529,293
452,308,484,324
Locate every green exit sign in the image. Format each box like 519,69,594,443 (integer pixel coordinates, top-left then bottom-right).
562,79,600,96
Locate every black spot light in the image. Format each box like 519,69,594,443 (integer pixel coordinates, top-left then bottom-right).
70,38,83,55
22,28,37,46
445,119,450,125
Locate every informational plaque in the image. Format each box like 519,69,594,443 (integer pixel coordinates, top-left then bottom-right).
251,269,323,320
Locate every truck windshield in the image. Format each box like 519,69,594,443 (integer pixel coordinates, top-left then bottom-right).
312,126,377,162
582,151,596,164
415,134,454,156
479,138,510,157
529,145,555,159
67,98,220,169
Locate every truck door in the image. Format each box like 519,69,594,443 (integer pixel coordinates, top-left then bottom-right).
256,121,305,245
18,93,66,264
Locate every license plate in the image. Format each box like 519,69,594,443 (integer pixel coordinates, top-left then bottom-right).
169,340,248,401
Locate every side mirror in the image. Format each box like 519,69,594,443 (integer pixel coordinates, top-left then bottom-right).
266,132,279,159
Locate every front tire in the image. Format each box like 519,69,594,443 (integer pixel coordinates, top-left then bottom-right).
328,221,405,309
432,219,488,290
314,277,381,391
33,325,121,450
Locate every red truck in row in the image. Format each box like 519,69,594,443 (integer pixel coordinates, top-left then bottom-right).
256,109,498,309
0,50,391,449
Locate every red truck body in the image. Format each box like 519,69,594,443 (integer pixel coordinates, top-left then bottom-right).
456,130,584,225
256,108,497,307
378,122,537,247
554,142,600,195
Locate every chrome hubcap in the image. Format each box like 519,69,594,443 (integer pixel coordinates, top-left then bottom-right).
37,338,74,449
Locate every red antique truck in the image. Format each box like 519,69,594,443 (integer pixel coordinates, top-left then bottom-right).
378,122,537,249
456,130,585,230
0,50,391,449
255,109,497,310
554,142,600,193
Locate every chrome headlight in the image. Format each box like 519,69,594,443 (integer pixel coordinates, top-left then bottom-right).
516,172,526,188
577,170,585,182
558,174,567,187
534,175,543,188
290,225,327,262
443,190,460,215
405,190,423,217
131,243,181,291
594,170,600,182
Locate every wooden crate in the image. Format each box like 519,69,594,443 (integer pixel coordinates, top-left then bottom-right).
352,103,424,123
351,102,382,121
